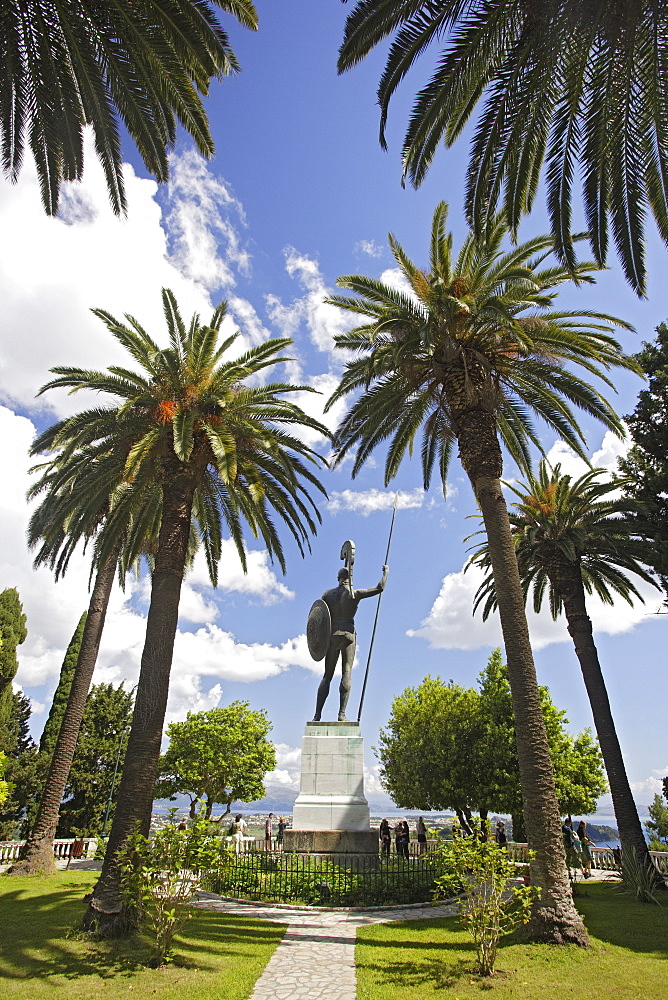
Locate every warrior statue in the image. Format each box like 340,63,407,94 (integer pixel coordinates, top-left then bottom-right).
306,540,388,722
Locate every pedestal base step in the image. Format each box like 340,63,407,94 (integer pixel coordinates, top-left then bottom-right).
282,829,378,855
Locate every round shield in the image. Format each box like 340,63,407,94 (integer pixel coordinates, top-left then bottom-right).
306,599,331,661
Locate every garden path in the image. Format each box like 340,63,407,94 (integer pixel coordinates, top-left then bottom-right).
191,894,459,1000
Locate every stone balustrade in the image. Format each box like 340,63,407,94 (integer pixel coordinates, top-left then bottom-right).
507,840,668,872
0,838,97,862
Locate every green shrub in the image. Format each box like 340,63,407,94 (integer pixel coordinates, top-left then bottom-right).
117,808,230,965
612,847,666,905
432,833,535,977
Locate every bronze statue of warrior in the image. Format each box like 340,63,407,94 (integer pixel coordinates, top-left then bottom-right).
307,540,388,722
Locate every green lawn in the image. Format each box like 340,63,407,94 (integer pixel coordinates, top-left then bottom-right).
0,871,285,1000
356,882,668,998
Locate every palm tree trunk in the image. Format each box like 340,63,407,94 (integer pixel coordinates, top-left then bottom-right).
457,408,588,944
552,563,650,865
9,544,120,876
83,471,195,935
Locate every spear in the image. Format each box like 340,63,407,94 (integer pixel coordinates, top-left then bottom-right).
357,492,398,723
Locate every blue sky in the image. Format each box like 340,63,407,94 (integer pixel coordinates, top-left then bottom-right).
0,1,666,821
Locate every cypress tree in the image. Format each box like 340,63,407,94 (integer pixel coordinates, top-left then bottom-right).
0,589,27,746
39,613,87,759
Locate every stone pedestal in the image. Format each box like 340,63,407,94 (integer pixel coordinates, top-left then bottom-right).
286,721,377,856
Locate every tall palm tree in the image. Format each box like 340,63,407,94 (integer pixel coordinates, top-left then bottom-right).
468,461,659,867
0,0,258,215
35,289,328,933
338,1,668,295
11,437,182,876
326,202,638,944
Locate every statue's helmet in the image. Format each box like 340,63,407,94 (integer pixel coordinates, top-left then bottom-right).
337,567,349,582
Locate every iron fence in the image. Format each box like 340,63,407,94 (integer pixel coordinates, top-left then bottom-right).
204,850,442,907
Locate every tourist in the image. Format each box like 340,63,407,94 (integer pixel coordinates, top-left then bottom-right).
230,813,247,854
177,817,187,832
562,816,586,878
277,816,287,849
416,816,427,854
577,820,593,878
395,820,410,859
379,818,391,857
495,820,508,849
265,812,274,850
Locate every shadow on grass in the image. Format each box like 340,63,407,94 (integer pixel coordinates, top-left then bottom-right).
574,883,668,957
362,954,479,991
0,875,285,982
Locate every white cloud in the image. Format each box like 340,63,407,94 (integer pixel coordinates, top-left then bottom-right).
379,266,414,297
265,742,302,794
354,239,384,258
411,555,660,652
265,248,355,360
0,140,256,419
544,429,630,479
327,488,435,516
186,544,293,605
630,768,668,802
409,428,662,652
165,148,251,291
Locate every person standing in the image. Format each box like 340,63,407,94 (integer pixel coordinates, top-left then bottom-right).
395,820,410,859
416,816,427,854
230,813,247,854
495,821,508,849
265,812,274,850
177,817,187,832
402,820,411,858
562,816,586,878
379,818,391,857
577,820,593,878
277,816,287,849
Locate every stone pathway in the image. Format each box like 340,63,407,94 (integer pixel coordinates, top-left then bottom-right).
192,868,618,1000
191,894,459,1000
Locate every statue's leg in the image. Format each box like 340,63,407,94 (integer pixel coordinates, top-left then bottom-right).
338,639,355,721
313,648,337,721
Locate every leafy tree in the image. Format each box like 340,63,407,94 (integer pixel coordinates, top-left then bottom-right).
620,323,668,595
0,589,27,742
338,1,668,294
645,794,668,852
1,1,258,215
33,289,328,933
469,461,657,866
157,702,276,820
39,613,87,760
0,692,41,839
326,202,635,944
378,651,606,842
377,675,484,826
57,683,134,838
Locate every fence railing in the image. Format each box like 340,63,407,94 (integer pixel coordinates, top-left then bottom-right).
0,838,98,863
507,841,668,873
205,850,441,907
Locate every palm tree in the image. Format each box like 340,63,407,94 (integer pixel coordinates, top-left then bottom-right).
10,436,179,875
468,461,659,867
0,0,258,215
338,1,667,295
326,202,639,944
35,289,328,933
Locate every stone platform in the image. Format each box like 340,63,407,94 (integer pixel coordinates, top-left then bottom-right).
289,721,373,850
